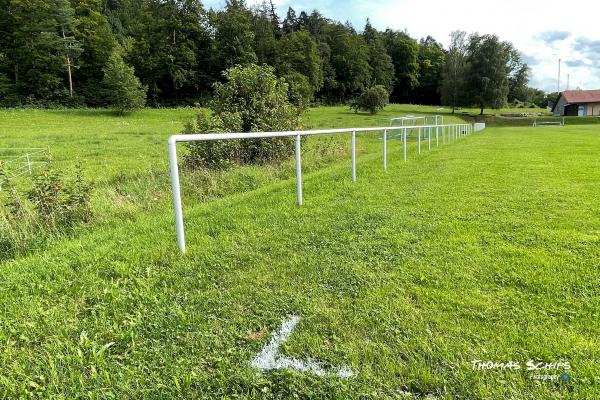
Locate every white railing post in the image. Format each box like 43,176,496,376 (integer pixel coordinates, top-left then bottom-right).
403,129,407,161
436,127,439,147
26,154,32,174
383,129,387,170
418,128,421,154
168,139,186,253
351,130,356,182
295,134,303,206
428,128,431,151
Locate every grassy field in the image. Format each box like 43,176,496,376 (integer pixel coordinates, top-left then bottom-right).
1,107,599,398
0,105,466,260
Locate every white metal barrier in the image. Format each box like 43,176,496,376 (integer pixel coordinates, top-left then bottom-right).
533,118,564,127
0,148,49,190
168,123,475,252
474,123,486,132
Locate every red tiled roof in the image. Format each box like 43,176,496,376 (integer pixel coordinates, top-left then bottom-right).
561,90,600,104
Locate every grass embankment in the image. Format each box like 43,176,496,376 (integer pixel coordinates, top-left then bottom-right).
0,106,464,260
1,121,599,398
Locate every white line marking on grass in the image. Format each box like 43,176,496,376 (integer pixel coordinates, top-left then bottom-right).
251,315,353,378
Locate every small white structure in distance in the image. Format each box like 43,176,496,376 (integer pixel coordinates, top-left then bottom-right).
0,148,48,190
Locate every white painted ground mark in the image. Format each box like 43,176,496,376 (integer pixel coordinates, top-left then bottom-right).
251,315,353,378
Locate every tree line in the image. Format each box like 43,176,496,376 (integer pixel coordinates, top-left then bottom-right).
0,0,546,112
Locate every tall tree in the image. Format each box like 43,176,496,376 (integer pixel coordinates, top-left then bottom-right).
1,0,80,103
277,30,323,93
441,31,468,113
466,34,513,114
70,0,115,105
324,23,370,102
282,7,297,35
363,20,394,92
102,47,147,113
251,1,278,65
382,29,419,102
414,36,445,105
211,0,257,71
508,56,530,103
122,0,211,105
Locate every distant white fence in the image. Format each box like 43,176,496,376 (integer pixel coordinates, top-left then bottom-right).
474,123,486,132
533,118,564,127
0,148,49,190
168,123,477,252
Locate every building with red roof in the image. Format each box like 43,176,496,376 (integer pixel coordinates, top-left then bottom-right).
552,90,600,116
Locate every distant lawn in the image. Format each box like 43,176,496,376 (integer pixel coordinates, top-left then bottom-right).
1,122,599,398
0,108,197,182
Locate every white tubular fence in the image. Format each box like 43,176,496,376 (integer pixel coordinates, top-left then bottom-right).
0,148,49,190
168,122,476,252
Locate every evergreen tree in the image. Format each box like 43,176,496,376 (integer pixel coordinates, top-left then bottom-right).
0,1,534,108
282,7,297,35
415,36,445,105
382,29,420,102
70,0,115,105
2,0,79,103
363,20,394,92
326,23,371,102
122,0,211,105
252,1,278,65
212,0,257,70
278,30,323,93
102,48,147,114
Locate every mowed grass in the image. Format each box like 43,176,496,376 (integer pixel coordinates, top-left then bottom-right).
0,105,466,260
1,120,599,398
0,108,197,182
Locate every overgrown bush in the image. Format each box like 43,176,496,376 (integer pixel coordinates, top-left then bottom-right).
184,64,304,170
28,164,93,228
350,85,390,114
283,72,314,111
0,163,92,260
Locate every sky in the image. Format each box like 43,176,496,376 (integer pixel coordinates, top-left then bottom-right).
204,0,600,93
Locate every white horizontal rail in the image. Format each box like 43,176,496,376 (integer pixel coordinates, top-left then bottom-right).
0,148,49,190
168,123,476,252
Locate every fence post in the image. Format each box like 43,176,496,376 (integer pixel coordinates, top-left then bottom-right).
296,134,303,206
428,128,431,151
26,154,32,174
383,129,387,170
403,129,407,161
418,128,421,154
351,130,356,182
168,139,186,253
436,127,439,147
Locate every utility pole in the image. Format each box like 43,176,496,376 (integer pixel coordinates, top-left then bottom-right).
63,29,73,97
557,58,561,93
567,74,570,90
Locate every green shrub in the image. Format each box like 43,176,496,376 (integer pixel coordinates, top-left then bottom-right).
350,85,390,114
0,163,93,260
185,64,304,169
102,49,147,115
283,72,314,111
27,163,93,229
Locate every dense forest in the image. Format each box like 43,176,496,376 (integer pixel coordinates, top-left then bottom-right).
0,0,553,110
